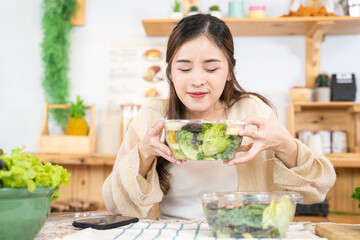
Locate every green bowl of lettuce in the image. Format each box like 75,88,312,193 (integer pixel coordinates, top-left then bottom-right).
163,120,246,160
0,148,70,240
202,192,303,238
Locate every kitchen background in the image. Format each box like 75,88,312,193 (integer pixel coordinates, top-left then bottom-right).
1,0,360,154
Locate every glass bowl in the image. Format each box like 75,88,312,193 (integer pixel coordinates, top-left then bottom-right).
201,192,303,238
163,120,246,161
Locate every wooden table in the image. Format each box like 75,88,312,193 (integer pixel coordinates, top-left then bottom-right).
35,212,340,240
294,214,360,224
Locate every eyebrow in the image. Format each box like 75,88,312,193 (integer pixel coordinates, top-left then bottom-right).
175,59,221,63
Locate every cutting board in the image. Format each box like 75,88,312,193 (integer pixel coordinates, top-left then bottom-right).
315,224,360,240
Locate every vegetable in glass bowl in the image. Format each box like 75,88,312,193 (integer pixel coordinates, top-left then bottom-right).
163,120,246,160
201,192,303,238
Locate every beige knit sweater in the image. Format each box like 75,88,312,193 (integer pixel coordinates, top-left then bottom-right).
102,96,336,219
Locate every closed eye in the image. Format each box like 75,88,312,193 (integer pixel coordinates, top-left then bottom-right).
179,69,191,72
206,68,219,72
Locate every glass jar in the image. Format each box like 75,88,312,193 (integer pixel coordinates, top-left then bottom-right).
249,5,266,18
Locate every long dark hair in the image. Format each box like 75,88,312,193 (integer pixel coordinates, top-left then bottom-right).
156,14,273,194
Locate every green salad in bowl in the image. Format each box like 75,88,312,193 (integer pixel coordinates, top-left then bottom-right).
0,147,70,240
202,192,303,238
163,120,246,160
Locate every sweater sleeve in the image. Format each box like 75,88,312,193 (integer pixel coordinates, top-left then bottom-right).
273,139,336,204
240,96,336,204
102,101,164,218
262,100,336,204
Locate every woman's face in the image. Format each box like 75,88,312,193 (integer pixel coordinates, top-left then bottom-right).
171,36,229,118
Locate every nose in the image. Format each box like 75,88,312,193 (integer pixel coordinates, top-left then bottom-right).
190,69,206,87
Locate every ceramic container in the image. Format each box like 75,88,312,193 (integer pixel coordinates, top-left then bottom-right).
0,187,55,240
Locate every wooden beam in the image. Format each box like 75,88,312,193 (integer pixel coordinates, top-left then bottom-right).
306,26,323,87
305,21,334,87
71,0,86,26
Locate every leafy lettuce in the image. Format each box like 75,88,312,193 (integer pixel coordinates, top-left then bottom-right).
167,122,242,160
199,123,233,156
262,195,296,237
0,147,70,201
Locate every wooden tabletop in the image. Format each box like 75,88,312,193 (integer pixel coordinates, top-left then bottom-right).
294,214,360,224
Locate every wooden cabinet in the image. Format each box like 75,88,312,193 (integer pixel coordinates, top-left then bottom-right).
287,102,360,155
142,16,360,87
286,102,360,214
32,153,116,211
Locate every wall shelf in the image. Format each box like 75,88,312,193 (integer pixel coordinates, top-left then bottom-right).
142,17,360,36
31,153,116,166
142,16,360,87
326,153,360,168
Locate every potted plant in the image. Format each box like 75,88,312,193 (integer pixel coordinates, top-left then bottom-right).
170,0,183,19
351,187,360,208
187,5,200,16
315,74,331,102
209,5,222,18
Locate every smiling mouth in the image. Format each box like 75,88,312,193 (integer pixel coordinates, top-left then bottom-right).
188,92,208,98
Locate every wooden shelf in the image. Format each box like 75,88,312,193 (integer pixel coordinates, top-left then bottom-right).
142,17,360,37
287,102,360,168
30,152,360,168
326,153,360,168
292,102,360,112
142,16,360,87
29,153,116,166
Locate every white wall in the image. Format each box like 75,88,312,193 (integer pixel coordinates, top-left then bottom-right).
1,0,359,153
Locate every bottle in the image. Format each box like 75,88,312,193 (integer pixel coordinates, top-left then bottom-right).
324,0,334,13
290,0,301,12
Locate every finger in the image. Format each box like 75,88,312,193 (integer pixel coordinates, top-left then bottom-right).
239,129,263,139
228,145,261,165
149,120,165,136
242,116,265,128
237,143,253,152
155,142,173,156
154,143,184,164
159,152,181,164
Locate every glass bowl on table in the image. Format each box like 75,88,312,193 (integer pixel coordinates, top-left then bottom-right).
162,119,246,161
201,191,303,238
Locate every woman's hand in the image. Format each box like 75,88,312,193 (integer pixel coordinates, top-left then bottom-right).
227,116,297,168
138,119,181,177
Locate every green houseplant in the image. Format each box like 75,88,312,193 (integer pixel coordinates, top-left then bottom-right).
188,5,200,16
0,148,70,240
170,0,183,19
41,0,77,130
351,187,360,208
315,74,331,102
209,5,222,18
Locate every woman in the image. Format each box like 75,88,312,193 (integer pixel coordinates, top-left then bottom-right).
103,14,336,220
